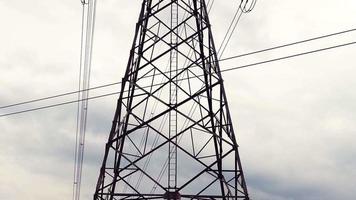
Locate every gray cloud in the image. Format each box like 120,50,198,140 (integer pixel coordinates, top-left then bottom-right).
1,0,356,199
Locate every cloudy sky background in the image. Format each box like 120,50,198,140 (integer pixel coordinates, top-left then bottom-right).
1,0,356,199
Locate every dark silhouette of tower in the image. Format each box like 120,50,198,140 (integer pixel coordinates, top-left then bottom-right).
94,0,249,199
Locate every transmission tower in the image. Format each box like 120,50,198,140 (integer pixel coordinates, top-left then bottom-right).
94,0,249,199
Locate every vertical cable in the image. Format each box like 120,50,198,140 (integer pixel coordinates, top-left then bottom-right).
73,0,97,199
72,2,86,200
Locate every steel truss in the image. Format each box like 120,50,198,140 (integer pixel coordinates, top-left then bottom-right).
94,0,249,199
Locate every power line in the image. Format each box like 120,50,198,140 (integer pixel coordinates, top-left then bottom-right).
221,41,356,72
217,0,257,58
1,40,355,118
72,3,87,200
218,10,243,58
0,92,119,118
73,0,97,199
220,27,356,62
217,5,243,57
0,81,121,110
1,27,355,111
240,0,257,13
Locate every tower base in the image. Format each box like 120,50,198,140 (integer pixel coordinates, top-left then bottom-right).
164,191,181,200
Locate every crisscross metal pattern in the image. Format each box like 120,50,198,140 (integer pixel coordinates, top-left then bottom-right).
94,1,249,199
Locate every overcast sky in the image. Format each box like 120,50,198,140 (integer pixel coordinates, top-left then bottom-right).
1,0,356,200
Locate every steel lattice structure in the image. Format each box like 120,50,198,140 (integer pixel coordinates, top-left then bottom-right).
94,0,249,199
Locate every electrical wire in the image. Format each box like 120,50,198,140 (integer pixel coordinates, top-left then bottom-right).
0,92,119,118
2,27,354,111
221,41,356,72
219,28,356,62
217,0,257,58
72,3,87,200
218,10,243,58
1,40,355,118
73,0,97,199
0,81,121,109
240,0,257,13
217,7,243,56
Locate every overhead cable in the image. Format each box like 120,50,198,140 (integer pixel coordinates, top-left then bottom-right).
2,27,354,111
73,0,97,200
0,35,354,111
1,40,355,118
219,28,356,62
2,28,353,109
217,0,257,58
240,0,257,13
